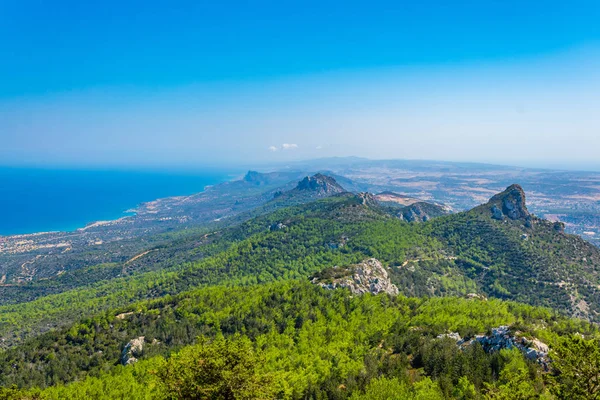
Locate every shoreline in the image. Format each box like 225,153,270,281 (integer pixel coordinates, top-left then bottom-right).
0,175,235,239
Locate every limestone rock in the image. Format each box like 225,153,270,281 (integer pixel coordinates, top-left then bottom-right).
487,184,530,221
296,174,345,195
491,205,504,220
121,336,145,365
437,332,462,341
269,222,287,231
466,293,487,301
357,192,378,207
313,258,399,296
454,326,549,369
399,202,452,223
115,312,134,320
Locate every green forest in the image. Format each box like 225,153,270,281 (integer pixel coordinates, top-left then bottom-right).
1,281,599,399
1,187,600,399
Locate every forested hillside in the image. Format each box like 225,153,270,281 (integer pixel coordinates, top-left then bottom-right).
1,178,600,399
2,281,599,399
427,184,600,319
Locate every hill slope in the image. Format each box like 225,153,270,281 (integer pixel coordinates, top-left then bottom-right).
428,184,600,320
1,182,600,398
2,183,600,349
1,280,597,395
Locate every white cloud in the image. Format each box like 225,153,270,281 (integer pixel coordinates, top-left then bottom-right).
316,145,323,150
268,145,278,152
282,143,298,150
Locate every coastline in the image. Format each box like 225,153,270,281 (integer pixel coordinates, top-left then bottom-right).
0,170,235,238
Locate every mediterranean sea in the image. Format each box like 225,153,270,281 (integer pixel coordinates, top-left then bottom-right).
0,167,235,235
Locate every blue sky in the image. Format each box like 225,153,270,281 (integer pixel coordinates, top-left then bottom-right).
1,1,600,169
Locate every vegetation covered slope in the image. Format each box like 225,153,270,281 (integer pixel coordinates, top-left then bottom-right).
427,184,600,320
2,183,600,349
0,173,349,308
2,181,600,398
1,280,598,399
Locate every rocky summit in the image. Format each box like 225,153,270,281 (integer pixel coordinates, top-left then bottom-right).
487,184,530,221
296,173,346,195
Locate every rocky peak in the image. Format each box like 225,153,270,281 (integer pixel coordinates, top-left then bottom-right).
487,184,530,221
312,258,399,296
296,174,345,194
243,171,269,185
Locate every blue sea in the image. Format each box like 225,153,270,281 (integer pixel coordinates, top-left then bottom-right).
0,167,235,235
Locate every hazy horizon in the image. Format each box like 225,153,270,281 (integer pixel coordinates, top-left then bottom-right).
3,155,600,174
2,2,600,169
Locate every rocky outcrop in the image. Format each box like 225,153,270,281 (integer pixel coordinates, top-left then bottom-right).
242,170,305,187
465,293,487,301
491,205,504,220
296,174,346,195
326,235,348,250
121,336,145,365
439,326,549,369
243,171,270,185
398,202,451,223
312,258,399,296
357,192,378,207
401,203,428,222
487,184,530,221
115,312,134,320
272,174,346,204
269,222,287,231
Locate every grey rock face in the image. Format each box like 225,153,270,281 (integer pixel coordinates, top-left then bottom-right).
357,192,378,207
441,326,549,370
491,205,504,220
398,202,450,223
488,184,530,221
314,258,399,296
501,186,529,220
121,336,145,365
553,221,565,233
296,174,345,194
402,205,423,222
270,222,287,231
